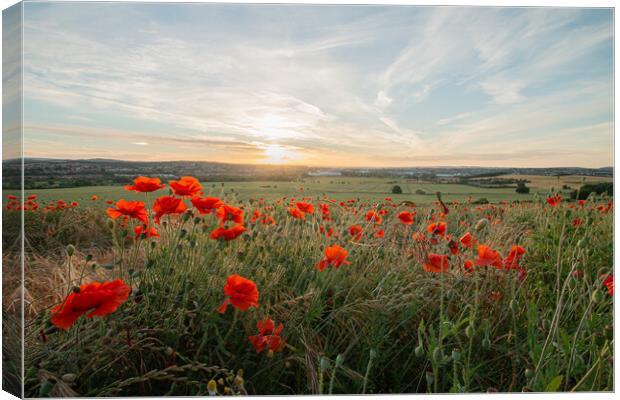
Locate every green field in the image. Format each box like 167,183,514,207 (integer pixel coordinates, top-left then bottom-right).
3,177,581,207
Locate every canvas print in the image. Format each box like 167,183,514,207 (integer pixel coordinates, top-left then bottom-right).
1,2,614,397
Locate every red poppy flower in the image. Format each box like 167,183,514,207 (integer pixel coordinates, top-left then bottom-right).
134,225,159,240
384,197,392,201
248,318,285,354
373,228,385,238
106,200,114,205
218,275,259,313
427,221,447,237
262,216,276,225
448,239,460,256
319,225,334,237
71,201,79,207
107,200,148,225
169,176,202,197
288,207,305,220
315,244,351,272
191,196,223,215
124,176,165,193
51,280,131,330
216,204,244,225
424,253,449,273
503,245,525,270
459,232,474,248
152,196,187,223
572,218,583,227
6,195,17,200
349,225,363,241
546,195,562,207
366,210,383,225
91,195,98,201
603,275,614,296
296,202,315,214
578,200,586,206
464,259,474,272
397,211,415,225
474,245,503,269
210,225,246,241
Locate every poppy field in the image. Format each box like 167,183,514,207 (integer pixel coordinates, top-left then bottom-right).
4,175,614,395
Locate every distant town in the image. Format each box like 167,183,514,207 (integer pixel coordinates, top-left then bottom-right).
1,158,613,190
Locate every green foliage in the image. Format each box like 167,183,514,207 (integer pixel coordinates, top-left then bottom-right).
391,185,403,194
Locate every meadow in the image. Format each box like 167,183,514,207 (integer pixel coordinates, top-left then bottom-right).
2,175,614,396
4,175,604,206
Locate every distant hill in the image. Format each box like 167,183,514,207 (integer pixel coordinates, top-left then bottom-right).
1,158,613,190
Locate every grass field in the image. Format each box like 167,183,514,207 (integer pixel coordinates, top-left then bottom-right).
6,175,605,207
2,175,613,395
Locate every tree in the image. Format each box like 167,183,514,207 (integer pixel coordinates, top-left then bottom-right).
515,182,530,194
571,182,613,200
391,185,403,194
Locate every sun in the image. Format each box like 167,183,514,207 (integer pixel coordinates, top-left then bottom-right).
262,144,300,164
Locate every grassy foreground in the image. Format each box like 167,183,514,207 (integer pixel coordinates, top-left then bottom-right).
7,179,614,395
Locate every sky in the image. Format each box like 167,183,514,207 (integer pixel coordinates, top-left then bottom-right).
14,3,614,167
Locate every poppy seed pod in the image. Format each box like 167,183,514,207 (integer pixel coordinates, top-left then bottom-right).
66,244,75,257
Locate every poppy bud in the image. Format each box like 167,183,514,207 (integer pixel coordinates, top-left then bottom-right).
193,217,201,224
335,354,344,368
320,356,330,371
451,349,461,362
72,286,80,294
85,254,93,262
577,239,586,248
107,219,115,229
524,368,535,379
369,349,377,360
592,288,604,303
179,229,188,238
425,371,434,385
482,337,491,349
432,347,444,364
66,244,75,257
415,344,424,358
207,379,217,396
61,373,76,383
475,218,488,232
441,321,452,337
509,299,517,313
165,347,174,356
465,324,475,339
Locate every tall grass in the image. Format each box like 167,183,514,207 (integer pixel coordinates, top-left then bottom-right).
17,189,613,395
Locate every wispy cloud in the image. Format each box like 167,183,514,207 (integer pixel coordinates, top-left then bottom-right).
19,3,613,167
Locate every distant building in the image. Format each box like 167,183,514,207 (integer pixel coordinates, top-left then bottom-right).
308,170,342,177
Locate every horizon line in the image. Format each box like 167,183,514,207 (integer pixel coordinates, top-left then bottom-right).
4,156,614,171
